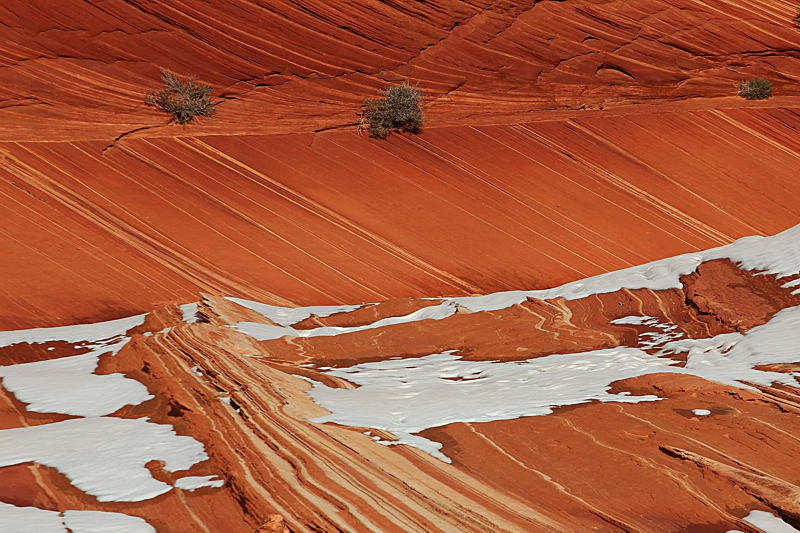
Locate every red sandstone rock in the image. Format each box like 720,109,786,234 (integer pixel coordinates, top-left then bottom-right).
2,261,798,532
255,514,291,533
2,110,800,329
2,1,800,532
681,259,800,332
198,294,279,327
662,446,800,528
292,298,443,329
1,0,799,142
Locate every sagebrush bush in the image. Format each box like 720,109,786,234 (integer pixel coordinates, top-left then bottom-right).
362,83,425,137
738,77,773,100
145,69,217,124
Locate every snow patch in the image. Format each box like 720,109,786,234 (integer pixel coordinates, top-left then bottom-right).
450,223,800,312
0,314,146,348
175,475,225,491
0,502,155,533
660,306,800,390
611,315,683,350
236,302,457,341
225,298,361,327
307,305,800,462
64,509,156,533
611,316,658,325
0,502,63,533
0,417,208,502
0,342,152,417
179,303,201,323
308,349,667,462
727,509,800,533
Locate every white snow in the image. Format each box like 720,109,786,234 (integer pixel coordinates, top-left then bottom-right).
447,250,708,312
0,502,64,533
610,316,658,325
707,227,800,288
174,475,225,491
639,331,680,349
660,333,742,358
727,510,800,533
692,409,711,416
449,223,800,312
0,343,152,417
0,417,208,502
225,298,361,327
0,502,155,533
660,306,800,390
611,316,684,350
64,510,156,533
308,349,666,461
0,314,146,348
232,224,800,339
179,303,201,323
236,301,457,341
307,305,800,462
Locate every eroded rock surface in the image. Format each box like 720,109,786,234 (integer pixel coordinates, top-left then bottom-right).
3,1,800,531
3,232,800,532
1,0,799,141
3,110,800,330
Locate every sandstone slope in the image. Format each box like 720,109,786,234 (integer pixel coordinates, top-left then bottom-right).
3,105,800,329
2,0,800,531
1,0,800,141
2,227,800,532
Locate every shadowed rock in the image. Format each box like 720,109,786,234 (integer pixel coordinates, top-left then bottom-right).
661,446,800,528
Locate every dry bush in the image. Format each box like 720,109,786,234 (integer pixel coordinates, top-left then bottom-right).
361,83,425,138
145,69,217,124
738,77,773,100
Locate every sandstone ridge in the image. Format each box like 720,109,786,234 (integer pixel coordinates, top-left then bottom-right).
1,0,800,141
3,227,800,532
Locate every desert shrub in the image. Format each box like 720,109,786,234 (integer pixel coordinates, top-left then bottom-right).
361,82,425,137
738,77,773,100
145,69,217,124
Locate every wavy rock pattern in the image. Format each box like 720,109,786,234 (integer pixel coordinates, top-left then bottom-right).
1,0,800,140
3,258,800,532
662,445,800,528
2,107,800,329
2,1,800,531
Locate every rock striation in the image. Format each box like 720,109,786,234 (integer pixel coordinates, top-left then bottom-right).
2,225,800,531
2,1,800,531
1,0,800,141
2,106,800,330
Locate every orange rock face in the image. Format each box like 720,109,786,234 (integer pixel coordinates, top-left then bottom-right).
3,108,800,329
1,0,800,141
3,256,800,532
3,1,800,532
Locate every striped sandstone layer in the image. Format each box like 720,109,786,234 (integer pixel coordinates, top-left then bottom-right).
1,0,800,141
2,106,800,329
4,257,800,532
